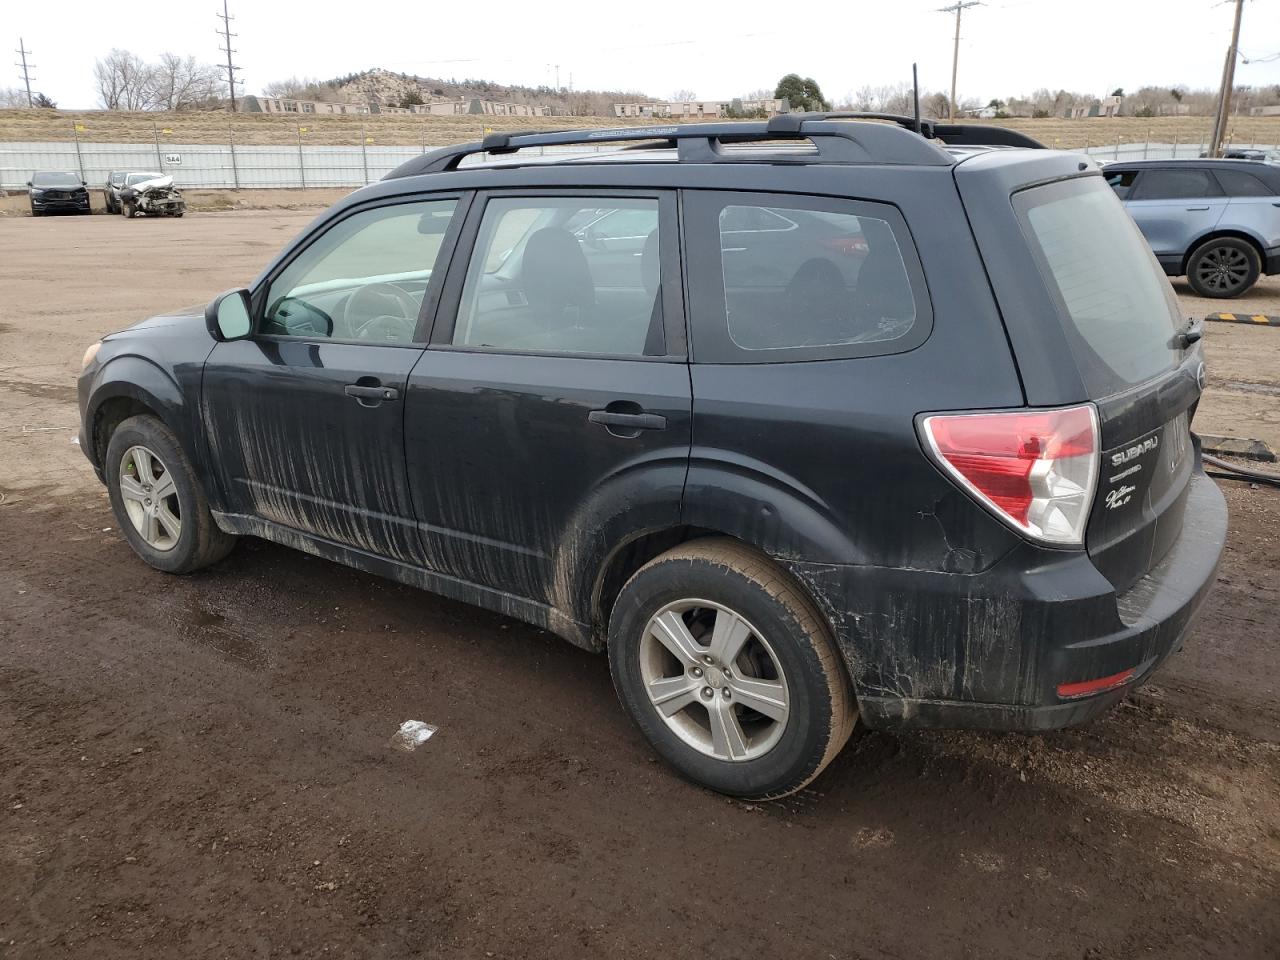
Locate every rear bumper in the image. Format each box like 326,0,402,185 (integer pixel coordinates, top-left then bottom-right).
786,469,1228,732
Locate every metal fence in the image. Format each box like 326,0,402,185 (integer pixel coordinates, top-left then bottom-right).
4,134,1279,191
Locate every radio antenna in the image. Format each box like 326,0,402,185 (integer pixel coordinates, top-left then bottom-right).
912,63,922,134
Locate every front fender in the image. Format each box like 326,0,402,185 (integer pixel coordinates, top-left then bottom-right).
82,354,192,470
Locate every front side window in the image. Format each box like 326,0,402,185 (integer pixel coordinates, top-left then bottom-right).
1105,170,1139,200
453,196,664,357
264,199,458,343
1134,169,1222,201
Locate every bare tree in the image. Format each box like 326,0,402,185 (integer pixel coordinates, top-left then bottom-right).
94,49,154,110
150,53,222,111
0,87,29,108
669,89,697,103
262,76,339,102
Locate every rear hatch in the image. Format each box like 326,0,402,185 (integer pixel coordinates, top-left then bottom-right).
974,166,1203,593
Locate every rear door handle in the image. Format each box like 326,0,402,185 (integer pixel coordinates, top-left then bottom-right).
588,410,667,431
1185,205,1210,211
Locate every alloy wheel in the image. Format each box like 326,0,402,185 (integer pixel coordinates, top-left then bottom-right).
118,444,182,551
1195,245,1251,294
639,599,790,762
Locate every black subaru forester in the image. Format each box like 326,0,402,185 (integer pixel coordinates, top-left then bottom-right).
76,115,1227,799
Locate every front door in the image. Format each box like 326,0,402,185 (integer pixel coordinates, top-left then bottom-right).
202,195,464,564
1124,167,1227,258
403,191,691,614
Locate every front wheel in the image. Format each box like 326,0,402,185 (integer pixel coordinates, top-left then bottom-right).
121,201,136,218
608,539,856,800
1186,237,1261,298
105,415,237,574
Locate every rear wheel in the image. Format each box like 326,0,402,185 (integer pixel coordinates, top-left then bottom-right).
608,539,855,799
105,415,237,574
1186,237,1261,298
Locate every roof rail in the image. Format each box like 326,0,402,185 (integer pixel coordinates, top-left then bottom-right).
382,118,955,179
771,111,1046,149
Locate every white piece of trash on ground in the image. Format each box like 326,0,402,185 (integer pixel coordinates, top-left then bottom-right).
391,720,438,752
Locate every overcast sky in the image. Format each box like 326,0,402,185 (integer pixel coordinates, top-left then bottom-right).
8,0,1280,109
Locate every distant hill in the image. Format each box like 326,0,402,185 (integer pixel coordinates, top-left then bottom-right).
267,68,650,116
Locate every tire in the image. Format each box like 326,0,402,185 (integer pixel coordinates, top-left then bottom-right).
104,415,237,574
608,538,856,800
122,201,136,218
30,203,40,217
1186,237,1261,298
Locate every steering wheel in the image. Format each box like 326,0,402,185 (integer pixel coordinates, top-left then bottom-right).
344,282,420,342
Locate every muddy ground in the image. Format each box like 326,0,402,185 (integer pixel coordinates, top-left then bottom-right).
1,211,1278,959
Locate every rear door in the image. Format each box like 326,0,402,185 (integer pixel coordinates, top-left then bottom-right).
1212,166,1280,255
1123,167,1227,260
1013,176,1201,591
403,190,691,610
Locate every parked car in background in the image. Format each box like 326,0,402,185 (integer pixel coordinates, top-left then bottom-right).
103,171,131,213
114,172,185,218
1199,148,1280,164
77,116,1226,799
27,171,91,217
1105,158,1280,297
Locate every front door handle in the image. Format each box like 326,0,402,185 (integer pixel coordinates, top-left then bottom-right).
588,410,667,431
345,383,399,406
1185,205,1210,211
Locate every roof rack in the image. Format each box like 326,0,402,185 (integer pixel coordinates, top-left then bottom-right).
382,113,1043,180
770,112,1045,149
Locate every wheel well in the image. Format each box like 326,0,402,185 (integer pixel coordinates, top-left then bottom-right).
592,526,721,637
1182,230,1266,274
92,396,155,466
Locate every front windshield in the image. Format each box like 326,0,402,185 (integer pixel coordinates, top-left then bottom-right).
127,172,163,185
31,172,81,187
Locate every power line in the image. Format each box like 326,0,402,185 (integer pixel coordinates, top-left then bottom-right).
216,1,243,112
14,37,35,108
937,2,982,122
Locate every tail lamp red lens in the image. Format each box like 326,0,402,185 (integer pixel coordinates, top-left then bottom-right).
920,404,1100,545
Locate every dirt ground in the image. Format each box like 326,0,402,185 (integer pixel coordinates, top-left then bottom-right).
1,211,1278,959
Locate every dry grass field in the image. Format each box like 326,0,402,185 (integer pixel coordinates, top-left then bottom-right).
2,107,1279,149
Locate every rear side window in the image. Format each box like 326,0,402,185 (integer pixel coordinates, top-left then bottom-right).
1213,168,1274,197
1017,178,1179,396
452,196,666,357
683,191,930,363
1133,169,1222,200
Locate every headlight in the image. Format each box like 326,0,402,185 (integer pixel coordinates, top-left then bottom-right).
29,188,44,197
82,341,102,370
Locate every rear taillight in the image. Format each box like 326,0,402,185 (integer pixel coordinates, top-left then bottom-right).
919,404,1100,546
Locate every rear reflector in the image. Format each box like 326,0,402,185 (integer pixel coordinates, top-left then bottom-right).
1057,667,1136,700
919,404,1100,545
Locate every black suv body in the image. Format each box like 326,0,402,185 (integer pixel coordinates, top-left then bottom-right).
76,117,1227,798
28,171,91,216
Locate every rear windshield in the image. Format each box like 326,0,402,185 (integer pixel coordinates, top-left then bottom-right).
1016,177,1180,397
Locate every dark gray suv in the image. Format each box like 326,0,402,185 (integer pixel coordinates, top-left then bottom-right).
76,116,1227,799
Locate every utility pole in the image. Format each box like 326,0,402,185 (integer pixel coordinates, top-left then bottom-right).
938,1,981,121
216,0,242,112
1209,0,1245,157
14,37,34,108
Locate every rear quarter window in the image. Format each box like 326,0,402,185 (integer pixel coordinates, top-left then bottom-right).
683,191,931,363
1016,177,1180,397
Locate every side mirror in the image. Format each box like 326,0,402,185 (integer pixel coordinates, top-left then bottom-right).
25,181,32,187
81,180,87,186
205,288,254,341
